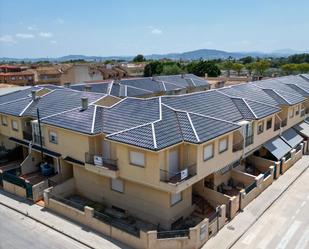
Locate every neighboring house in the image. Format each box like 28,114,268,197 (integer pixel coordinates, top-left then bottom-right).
70,74,210,98
0,74,309,249
34,67,62,85
0,65,35,86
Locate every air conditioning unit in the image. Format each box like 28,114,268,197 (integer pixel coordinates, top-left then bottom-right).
93,155,103,166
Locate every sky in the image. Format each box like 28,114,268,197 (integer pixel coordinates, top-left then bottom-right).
0,0,308,58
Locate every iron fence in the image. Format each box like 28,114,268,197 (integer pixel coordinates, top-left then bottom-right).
263,169,272,179
49,193,85,212
244,181,257,194
157,229,189,239
85,153,118,170
160,164,196,183
245,135,254,147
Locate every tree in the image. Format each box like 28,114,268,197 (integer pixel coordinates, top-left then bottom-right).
240,56,254,64
281,64,297,75
221,60,234,77
296,63,309,73
245,63,254,76
133,54,146,63
143,61,163,76
186,61,221,77
232,63,244,76
252,60,270,77
161,64,182,75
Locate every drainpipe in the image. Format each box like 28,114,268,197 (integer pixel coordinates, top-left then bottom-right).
37,108,44,162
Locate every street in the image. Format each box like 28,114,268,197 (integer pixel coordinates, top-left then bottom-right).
231,168,309,249
0,204,90,249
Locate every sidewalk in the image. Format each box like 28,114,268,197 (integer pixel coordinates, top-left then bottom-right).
0,189,131,249
203,155,309,249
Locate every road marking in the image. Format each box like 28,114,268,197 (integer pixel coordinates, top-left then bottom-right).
291,215,295,220
257,217,287,249
295,209,300,215
275,220,301,249
242,224,264,245
295,227,309,249
300,201,306,208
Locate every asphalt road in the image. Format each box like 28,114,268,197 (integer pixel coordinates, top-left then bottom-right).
0,204,90,249
231,168,309,249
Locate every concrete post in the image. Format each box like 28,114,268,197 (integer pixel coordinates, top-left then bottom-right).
84,206,94,219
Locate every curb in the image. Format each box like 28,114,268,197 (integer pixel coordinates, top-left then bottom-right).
227,162,309,248
0,200,95,249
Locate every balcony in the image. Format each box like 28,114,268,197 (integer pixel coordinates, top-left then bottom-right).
23,131,32,141
274,122,281,131
245,135,254,147
232,141,244,152
281,119,287,127
33,134,45,146
84,153,119,178
160,164,197,185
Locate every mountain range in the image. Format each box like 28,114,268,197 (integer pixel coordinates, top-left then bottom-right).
0,49,308,62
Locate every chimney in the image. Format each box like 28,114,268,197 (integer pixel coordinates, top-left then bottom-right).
31,90,37,100
81,97,88,110
84,84,92,92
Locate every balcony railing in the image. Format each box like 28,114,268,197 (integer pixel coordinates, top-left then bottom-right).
301,109,305,117
281,119,287,127
85,153,118,171
160,164,196,184
23,131,32,141
245,135,254,147
232,141,243,152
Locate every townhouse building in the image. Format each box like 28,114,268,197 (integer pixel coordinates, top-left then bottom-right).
0,65,34,86
70,74,210,98
0,74,309,249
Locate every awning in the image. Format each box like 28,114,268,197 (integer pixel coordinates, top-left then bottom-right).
293,122,309,138
263,137,291,160
9,137,61,158
64,156,85,166
280,128,304,149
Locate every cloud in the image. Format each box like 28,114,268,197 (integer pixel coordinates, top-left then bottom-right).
151,28,163,35
15,33,35,39
27,25,37,31
0,35,17,44
55,17,64,24
50,40,57,44
39,32,53,38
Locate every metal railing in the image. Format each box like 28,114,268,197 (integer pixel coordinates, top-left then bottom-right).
23,131,32,141
208,210,219,223
85,153,118,170
245,135,254,147
93,210,140,237
160,164,197,184
244,181,257,194
232,141,243,152
157,229,189,239
301,109,305,117
263,169,272,179
49,193,87,212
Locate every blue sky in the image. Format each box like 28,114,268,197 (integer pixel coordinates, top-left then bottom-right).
0,0,308,58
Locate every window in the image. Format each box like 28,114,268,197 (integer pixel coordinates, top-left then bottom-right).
203,143,214,161
219,137,228,153
11,76,16,81
295,105,300,116
1,116,8,126
266,118,272,130
129,151,145,167
11,120,18,131
289,108,294,118
49,131,58,144
111,179,124,193
18,76,23,80
257,121,264,134
170,192,182,206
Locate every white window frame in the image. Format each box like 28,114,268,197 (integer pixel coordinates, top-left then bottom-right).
203,143,214,161
219,137,228,153
129,151,145,167
49,131,58,144
11,120,18,131
170,192,182,206
111,179,124,193
1,116,8,126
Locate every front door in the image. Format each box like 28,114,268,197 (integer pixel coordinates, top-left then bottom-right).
169,149,179,177
103,140,111,159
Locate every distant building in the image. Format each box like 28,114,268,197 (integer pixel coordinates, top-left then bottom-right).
0,65,34,86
